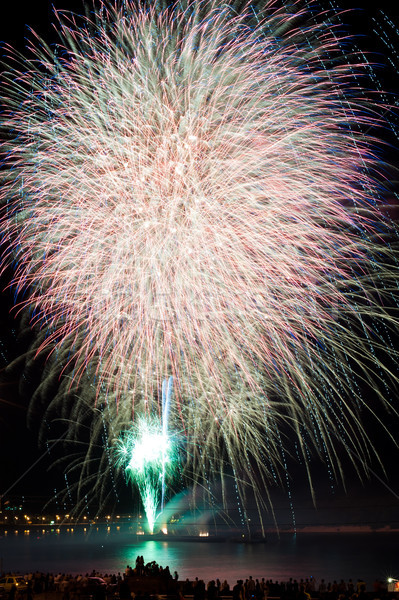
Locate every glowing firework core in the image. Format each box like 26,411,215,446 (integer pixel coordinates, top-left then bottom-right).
123,423,170,475
116,413,176,533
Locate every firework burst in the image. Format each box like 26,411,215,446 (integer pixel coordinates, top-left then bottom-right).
115,417,176,533
1,0,398,528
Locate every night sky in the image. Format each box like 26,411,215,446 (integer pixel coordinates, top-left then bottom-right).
0,0,399,530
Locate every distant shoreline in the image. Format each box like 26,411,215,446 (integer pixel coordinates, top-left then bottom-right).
1,524,399,536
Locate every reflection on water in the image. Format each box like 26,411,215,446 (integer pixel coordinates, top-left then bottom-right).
0,527,398,588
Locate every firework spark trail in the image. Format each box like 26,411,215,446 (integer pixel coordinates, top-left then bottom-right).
161,376,173,512
116,414,177,533
1,0,398,524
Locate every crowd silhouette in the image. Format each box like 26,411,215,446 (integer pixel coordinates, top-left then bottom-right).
1,557,390,600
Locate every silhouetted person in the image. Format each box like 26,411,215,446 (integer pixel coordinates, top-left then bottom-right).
119,579,131,600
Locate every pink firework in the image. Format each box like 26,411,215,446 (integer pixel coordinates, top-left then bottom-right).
1,0,398,520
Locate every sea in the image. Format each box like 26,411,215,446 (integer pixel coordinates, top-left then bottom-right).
0,527,398,589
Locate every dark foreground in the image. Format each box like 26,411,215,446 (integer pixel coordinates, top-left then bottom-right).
12,576,399,600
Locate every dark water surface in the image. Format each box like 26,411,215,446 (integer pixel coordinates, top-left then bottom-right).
0,528,398,588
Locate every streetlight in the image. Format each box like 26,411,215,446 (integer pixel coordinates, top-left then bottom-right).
387,579,399,592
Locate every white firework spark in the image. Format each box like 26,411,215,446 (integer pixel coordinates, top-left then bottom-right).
1,0,398,527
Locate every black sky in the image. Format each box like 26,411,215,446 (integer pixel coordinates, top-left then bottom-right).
0,0,399,527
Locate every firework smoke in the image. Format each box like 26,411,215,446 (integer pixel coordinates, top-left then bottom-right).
1,0,398,528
